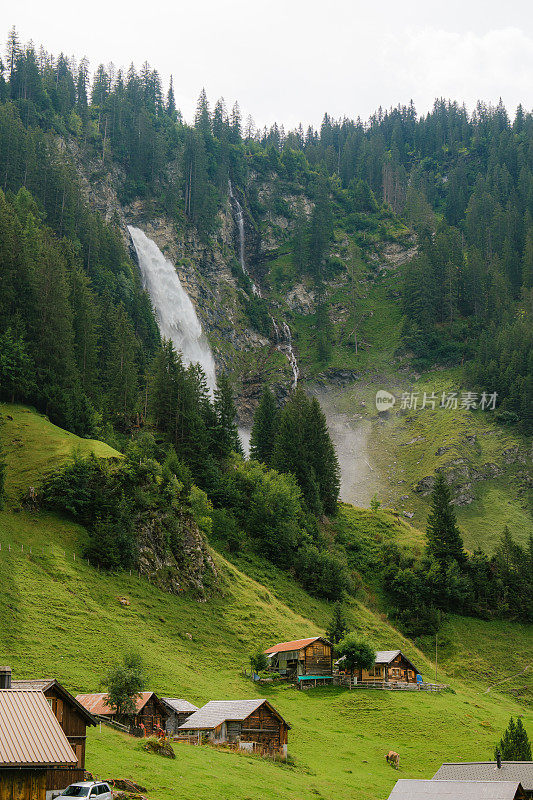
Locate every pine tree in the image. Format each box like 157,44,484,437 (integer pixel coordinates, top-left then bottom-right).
213,373,243,458
195,87,211,135
104,304,139,425
166,75,177,120
426,472,465,566
250,387,278,465
496,717,532,761
5,27,20,81
326,601,349,644
306,397,340,514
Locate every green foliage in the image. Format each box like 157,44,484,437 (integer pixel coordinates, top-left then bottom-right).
271,389,340,515
370,495,381,512
250,387,278,465
102,651,147,717
495,717,532,761
295,545,352,601
326,601,350,644
250,650,268,673
337,633,375,677
230,460,302,566
213,373,243,459
0,436,5,510
426,473,466,567
142,736,176,758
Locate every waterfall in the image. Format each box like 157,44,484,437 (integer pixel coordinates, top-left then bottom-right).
128,225,217,394
228,184,299,391
281,322,300,390
228,181,261,297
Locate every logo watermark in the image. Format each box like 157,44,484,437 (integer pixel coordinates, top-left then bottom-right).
375,390,396,412
375,390,497,412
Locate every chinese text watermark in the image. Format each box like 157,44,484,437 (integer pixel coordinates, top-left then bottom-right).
375,389,497,413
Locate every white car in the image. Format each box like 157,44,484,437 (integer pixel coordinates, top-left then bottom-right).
58,782,113,799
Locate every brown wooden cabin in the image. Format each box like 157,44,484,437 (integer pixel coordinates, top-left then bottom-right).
337,649,421,684
161,698,199,735
12,676,96,794
178,699,290,758
264,637,333,681
76,691,168,736
0,688,78,800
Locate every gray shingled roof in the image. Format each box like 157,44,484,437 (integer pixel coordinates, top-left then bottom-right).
179,699,290,731
161,698,199,715
179,700,266,730
337,650,421,675
387,779,523,799
434,763,533,791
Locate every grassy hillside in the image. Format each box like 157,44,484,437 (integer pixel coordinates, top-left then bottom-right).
0,406,531,800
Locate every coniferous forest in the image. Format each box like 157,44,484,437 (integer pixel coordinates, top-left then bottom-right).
0,27,531,629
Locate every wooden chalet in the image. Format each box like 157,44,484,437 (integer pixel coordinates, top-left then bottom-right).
12,676,96,793
161,698,199,735
337,649,421,685
178,699,290,758
0,688,78,800
264,637,333,684
76,690,168,736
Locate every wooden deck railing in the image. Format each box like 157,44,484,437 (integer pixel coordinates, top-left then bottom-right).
333,676,448,691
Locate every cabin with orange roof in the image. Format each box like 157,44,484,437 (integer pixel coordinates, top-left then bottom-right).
75,691,168,736
264,637,333,684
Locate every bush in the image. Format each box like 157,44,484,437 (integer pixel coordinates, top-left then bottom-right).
295,545,351,600
141,736,175,759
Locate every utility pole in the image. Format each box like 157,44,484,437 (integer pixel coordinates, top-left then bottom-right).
435,634,438,684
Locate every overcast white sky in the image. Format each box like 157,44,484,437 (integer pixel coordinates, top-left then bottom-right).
4,0,533,129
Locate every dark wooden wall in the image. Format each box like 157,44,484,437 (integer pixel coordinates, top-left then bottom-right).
43,686,89,790
241,703,289,751
0,769,46,800
303,641,333,675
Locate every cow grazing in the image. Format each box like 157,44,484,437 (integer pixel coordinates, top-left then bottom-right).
386,751,400,769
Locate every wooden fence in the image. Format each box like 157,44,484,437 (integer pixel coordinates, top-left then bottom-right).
333,676,447,692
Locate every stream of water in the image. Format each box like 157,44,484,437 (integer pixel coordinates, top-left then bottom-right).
228,183,299,389
128,225,217,394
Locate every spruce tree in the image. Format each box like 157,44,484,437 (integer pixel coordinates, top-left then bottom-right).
166,75,177,120
426,472,465,566
213,373,243,459
496,717,532,761
250,387,278,465
306,397,340,514
326,601,349,644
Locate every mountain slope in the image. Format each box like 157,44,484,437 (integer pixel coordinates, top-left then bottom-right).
0,405,531,800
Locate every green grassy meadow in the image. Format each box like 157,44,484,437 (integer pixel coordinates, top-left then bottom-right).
0,405,532,800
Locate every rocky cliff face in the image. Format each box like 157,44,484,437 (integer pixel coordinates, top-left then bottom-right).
136,511,217,599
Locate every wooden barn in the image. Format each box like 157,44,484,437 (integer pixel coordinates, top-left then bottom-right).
0,688,78,800
12,675,96,793
264,637,333,684
76,691,168,735
336,649,421,685
161,698,199,735
178,699,290,758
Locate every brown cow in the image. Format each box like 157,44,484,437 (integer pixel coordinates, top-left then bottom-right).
386,751,400,769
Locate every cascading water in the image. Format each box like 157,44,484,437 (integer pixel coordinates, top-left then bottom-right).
228,181,261,297
281,321,300,390
228,182,299,390
128,225,217,394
